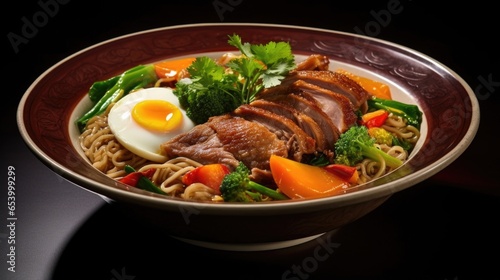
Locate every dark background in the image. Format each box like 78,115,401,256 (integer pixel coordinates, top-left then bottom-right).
3,1,499,279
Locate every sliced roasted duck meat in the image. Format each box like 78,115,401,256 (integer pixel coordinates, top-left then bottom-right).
258,91,341,147
293,54,330,71
280,70,370,112
249,99,329,152
160,118,239,168
161,114,288,171
287,80,358,133
233,104,316,163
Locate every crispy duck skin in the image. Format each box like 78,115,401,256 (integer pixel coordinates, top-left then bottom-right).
257,79,358,134
249,99,329,152
287,80,358,133
293,54,330,71
233,104,316,163
278,70,369,112
257,91,341,148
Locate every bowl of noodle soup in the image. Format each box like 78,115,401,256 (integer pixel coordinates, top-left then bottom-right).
75,53,422,202
18,23,479,249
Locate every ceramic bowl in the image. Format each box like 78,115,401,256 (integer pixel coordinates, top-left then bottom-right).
17,23,479,250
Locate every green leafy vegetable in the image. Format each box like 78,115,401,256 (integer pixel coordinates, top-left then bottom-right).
367,97,423,129
220,162,289,202
227,34,296,103
391,134,413,152
307,153,331,167
174,34,296,124
88,75,120,103
76,64,157,131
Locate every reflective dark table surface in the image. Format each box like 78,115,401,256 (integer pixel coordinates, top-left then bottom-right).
3,1,499,279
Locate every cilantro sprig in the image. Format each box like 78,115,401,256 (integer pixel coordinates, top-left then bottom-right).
174,34,295,124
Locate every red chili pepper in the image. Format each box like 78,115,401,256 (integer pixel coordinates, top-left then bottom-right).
361,109,389,128
324,164,359,184
119,168,156,187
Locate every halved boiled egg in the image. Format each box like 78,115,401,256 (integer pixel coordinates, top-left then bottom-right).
108,87,195,162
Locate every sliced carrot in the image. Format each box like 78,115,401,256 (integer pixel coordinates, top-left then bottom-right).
154,57,196,80
336,69,392,100
269,155,349,199
182,163,230,194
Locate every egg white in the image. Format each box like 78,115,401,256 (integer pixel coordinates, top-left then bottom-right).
107,87,195,162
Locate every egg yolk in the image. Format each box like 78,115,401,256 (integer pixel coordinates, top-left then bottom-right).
131,100,182,132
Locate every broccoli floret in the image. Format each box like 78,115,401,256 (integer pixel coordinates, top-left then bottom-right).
76,64,157,131
174,76,240,124
334,125,403,169
369,127,414,152
220,162,288,202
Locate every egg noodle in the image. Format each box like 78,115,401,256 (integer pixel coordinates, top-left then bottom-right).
79,103,149,178
356,115,419,183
